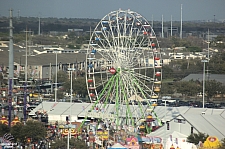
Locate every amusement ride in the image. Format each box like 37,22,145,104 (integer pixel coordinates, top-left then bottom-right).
79,9,163,144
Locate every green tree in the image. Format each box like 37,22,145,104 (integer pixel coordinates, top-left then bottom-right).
73,77,87,97
51,138,88,149
162,65,174,79
205,80,223,101
21,120,47,144
187,132,209,145
63,76,87,98
53,70,68,83
0,123,10,136
175,80,201,97
10,123,24,143
219,138,225,149
187,47,202,52
161,82,175,95
50,138,67,149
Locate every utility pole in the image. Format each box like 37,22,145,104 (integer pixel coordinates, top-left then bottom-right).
38,16,41,35
180,4,183,39
151,15,154,29
161,15,164,38
171,15,173,37
8,9,14,127
201,60,208,108
22,28,32,122
53,51,60,102
67,67,76,149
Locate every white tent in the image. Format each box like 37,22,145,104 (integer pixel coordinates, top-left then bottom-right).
149,107,225,140
165,131,197,149
108,143,127,149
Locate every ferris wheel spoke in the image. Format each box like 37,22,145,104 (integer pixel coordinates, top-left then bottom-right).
129,79,146,118
120,75,140,116
122,74,148,122
132,71,154,82
131,73,155,99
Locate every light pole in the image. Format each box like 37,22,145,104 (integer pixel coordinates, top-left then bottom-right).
164,99,167,149
67,67,76,149
23,28,32,122
53,51,60,102
201,60,208,108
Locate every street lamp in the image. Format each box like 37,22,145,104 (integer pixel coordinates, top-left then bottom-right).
67,67,76,149
68,68,76,104
23,28,32,122
164,99,168,149
53,51,60,102
201,60,208,108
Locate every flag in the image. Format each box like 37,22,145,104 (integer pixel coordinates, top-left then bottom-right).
198,141,203,147
51,102,58,109
176,138,178,144
170,135,172,141
101,108,104,113
26,103,30,110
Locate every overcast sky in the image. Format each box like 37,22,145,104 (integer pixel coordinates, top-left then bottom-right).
0,0,224,21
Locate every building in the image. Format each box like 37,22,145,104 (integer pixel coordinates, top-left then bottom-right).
182,74,225,85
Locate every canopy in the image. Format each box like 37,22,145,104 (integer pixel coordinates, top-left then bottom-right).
0,116,8,125
108,143,127,149
165,132,197,149
11,116,20,126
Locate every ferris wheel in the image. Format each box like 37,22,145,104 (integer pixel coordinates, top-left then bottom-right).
85,9,162,134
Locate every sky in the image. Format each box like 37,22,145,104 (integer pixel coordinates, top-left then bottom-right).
0,0,224,21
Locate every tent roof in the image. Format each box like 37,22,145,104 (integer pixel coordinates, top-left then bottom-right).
109,143,126,148
29,102,150,122
149,107,225,140
171,131,187,138
29,102,225,140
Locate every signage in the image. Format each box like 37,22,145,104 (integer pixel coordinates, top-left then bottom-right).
208,137,217,142
96,130,108,140
86,111,115,119
203,136,221,148
109,67,116,75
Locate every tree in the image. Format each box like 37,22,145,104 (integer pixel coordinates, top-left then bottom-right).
175,81,201,97
73,77,88,97
161,82,175,95
51,138,88,149
50,138,67,149
162,65,174,79
10,123,24,143
0,123,10,136
21,120,47,144
187,132,208,145
219,138,225,149
63,76,87,98
205,80,223,100
52,70,68,83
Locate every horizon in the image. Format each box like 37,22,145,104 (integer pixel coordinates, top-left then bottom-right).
1,15,221,23
0,0,224,22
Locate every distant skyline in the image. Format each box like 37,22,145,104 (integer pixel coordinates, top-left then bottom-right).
0,0,224,21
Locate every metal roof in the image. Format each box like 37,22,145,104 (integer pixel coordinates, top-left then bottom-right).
0,47,99,66
29,102,225,140
150,106,225,140
182,74,225,84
